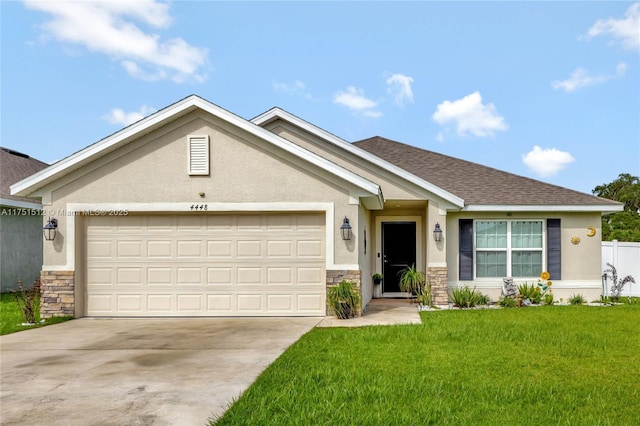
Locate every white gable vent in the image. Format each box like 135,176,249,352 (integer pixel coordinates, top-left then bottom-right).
188,135,210,175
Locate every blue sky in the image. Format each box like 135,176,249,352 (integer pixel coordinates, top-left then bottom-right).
2,1,638,194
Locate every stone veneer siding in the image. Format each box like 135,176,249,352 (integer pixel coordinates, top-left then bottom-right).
40,270,75,318
427,266,449,305
326,270,362,316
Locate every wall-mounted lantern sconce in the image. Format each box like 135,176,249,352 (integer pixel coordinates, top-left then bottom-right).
433,223,443,242
340,217,352,241
43,217,58,241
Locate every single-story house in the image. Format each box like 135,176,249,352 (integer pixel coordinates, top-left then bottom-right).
11,95,623,317
1,147,49,291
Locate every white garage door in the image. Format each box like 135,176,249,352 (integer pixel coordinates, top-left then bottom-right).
85,213,326,316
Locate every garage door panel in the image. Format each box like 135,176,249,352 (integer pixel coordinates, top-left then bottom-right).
297,294,324,312
297,267,323,284
176,294,203,311
86,213,325,316
297,240,323,257
237,240,262,257
147,268,173,285
208,267,232,284
177,268,202,284
267,240,292,257
147,294,173,312
117,267,143,284
87,267,112,285
117,294,144,312
207,240,232,257
237,267,262,284
267,294,293,311
148,240,172,257
237,294,262,311
207,294,233,312
87,294,113,312
117,241,143,257
267,268,292,284
177,240,203,257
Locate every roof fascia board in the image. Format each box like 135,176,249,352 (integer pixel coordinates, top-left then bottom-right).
462,204,624,213
252,108,465,208
0,197,42,209
11,96,200,196
12,96,381,201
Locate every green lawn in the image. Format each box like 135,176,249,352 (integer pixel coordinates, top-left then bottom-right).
213,305,640,425
0,292,72,335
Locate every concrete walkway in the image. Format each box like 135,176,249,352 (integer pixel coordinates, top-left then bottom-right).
316,298,422,327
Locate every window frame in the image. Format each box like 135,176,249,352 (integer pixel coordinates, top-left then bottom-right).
473,219,546,279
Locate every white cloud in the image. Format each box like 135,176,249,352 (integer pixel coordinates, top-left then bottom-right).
103,105,156,127
552,62,628,92
24,0,208,83
432,91,507,138
616,62,629,75
585,3,640,51
333,86,382,117
273,80,314,100
522,146,575,177
386,73,414,107
363,110,383,118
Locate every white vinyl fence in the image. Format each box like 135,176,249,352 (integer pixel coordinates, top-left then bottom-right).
601,241,640,297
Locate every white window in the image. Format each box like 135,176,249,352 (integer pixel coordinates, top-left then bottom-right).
188,135,209,175
475,220,543,278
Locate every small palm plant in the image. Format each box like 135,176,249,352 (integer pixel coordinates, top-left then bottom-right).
398,264,426,301
327,280,361,319
603,263,636,302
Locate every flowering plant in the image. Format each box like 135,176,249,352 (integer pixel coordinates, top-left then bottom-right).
536,272,554,304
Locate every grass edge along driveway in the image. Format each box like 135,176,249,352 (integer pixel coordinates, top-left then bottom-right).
1,293,72,335
212,305,640,425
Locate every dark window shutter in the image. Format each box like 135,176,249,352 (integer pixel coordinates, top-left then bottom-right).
547,219,561,280
459,219,474,280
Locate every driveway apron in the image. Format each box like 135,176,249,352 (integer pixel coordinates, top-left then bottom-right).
0,317,320,426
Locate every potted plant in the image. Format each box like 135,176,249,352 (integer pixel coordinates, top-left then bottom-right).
327,280,361,319
398,264,426,301
372,273,383,285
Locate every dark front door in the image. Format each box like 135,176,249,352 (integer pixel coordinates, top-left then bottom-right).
382,222,417,294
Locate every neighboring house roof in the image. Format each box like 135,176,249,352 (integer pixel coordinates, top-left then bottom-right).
0,147,48,208
354,136,622,213
11,95,384,209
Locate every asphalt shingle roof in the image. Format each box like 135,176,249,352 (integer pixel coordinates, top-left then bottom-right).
353,136,620,207
1,147,48,205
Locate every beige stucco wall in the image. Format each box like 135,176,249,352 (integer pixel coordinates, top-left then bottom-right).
265,122,437,203
446,211,604,300
39,110,364,269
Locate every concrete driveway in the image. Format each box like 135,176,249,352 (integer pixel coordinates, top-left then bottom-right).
0,317,321,426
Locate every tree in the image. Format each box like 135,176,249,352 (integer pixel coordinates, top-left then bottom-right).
592,173,640,242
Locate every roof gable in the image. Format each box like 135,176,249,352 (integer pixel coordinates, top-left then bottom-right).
252,107,465,209
11,96,383,208
354,136,622,212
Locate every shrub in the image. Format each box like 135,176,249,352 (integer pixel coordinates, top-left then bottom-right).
543,293,554,305
498,296,518,308
10,278,40,324
415,282,432,307
398,264,425,297
450,285,483,308
568,294,585,305
517,282,542,304
477,293,492,305
327,280,361,319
